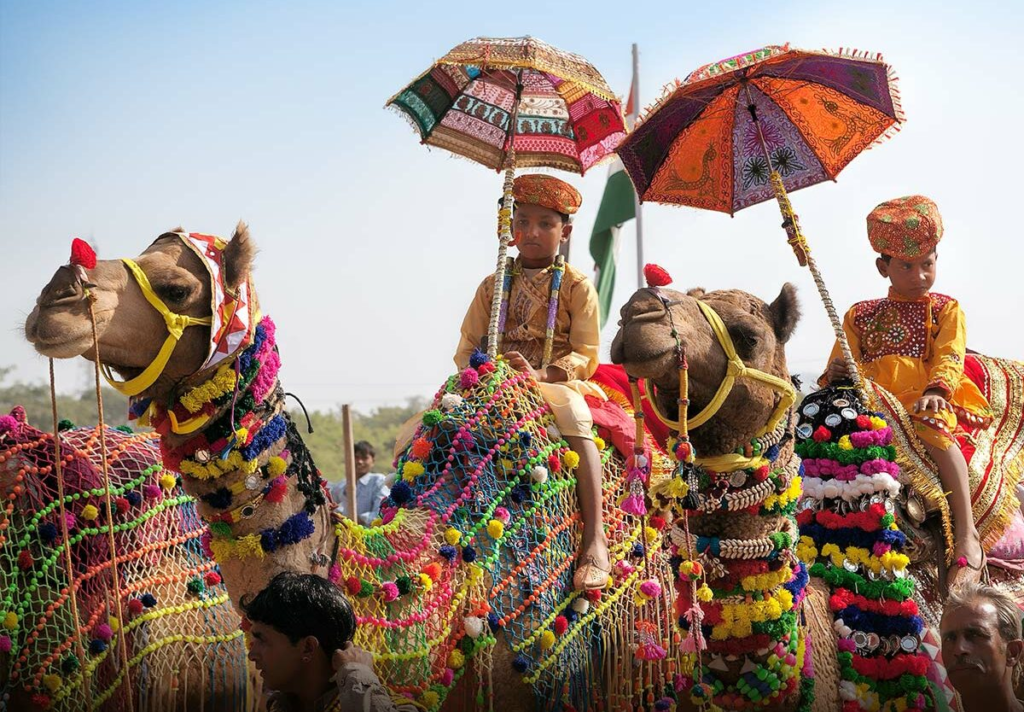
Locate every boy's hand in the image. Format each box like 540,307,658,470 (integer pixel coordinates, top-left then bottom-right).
505,351,545,383
825,357,851,383
333,642,373,669
914,390,952,414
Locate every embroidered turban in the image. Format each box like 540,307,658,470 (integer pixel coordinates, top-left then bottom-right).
512,174,582,215
867,195,943,261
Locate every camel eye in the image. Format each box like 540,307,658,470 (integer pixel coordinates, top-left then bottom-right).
159,284,191,303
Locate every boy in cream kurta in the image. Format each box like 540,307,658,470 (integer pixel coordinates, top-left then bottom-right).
455,174,610,590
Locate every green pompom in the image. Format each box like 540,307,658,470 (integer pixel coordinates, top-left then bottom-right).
422,410,443,426
115,425,134,433
58,419,75,431
186,577,205,595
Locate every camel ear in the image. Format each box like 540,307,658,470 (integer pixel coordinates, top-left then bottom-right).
769,283,800,345
686,287,706,298
223,221,256,292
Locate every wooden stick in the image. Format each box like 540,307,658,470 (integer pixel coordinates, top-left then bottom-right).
341,404,358,521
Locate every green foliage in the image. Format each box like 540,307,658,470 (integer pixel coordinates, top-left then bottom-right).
288,397,428,482
0,366,131,429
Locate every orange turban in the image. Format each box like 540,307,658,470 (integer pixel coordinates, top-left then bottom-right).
512,174,582,215
867,195,943,261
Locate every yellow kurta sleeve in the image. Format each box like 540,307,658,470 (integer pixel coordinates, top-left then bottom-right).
549,278,600,382
818,306,863,387
926,300,967,398
454,277,493,370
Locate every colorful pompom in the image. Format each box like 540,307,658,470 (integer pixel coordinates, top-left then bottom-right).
643,263,673,287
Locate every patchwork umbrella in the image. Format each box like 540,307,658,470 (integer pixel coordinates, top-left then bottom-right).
387,36,626,355
617,44,904,390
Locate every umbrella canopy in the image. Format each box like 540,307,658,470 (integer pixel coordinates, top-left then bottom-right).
617,44,903,214
387,36,626,175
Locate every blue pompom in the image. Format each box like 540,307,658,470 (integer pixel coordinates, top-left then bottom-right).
655,700,672,711
764,444,780,462
509,488,524,504
564,609,578,624
462,545,477,563
89,639,108,655
439,545,457,562
520,432,532,447
469,349,489,368
512,654,530,673
38,522,59,545
126,490,142,507
390,480,412,505
487,612,500,632
140,593,157,608
631,542,645,557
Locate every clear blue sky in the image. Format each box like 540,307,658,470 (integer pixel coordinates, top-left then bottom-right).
2,0,1021,412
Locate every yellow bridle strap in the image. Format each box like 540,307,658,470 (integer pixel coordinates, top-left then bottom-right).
642,300,796,436
100,258,212,397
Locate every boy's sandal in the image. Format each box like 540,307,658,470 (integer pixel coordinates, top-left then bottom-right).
573,555,610,591
948,550,988,588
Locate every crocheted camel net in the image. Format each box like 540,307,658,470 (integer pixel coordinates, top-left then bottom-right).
332,355,681,710
0,408,248,712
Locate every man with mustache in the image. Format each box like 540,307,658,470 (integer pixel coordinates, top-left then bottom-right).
941,581,1024,711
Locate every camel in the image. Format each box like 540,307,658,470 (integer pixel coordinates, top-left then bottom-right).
25,225,685,711
612,283,840,712
0,407,249,712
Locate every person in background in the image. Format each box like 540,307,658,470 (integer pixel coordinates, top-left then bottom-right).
330,440,389,525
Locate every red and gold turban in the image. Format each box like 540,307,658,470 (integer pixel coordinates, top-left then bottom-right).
867,195,943,261
512,174,582,215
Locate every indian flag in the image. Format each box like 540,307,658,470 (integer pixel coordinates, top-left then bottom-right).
590,67,638,327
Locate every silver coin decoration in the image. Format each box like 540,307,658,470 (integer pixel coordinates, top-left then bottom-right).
841,407,858,420
802,403,820,417
833,398,850,408
825,414,843,427
796,424,814,440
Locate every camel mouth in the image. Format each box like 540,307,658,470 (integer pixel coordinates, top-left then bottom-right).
25,327,98,360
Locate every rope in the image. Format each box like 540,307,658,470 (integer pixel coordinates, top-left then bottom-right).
48,358,93,704
87,295,136,712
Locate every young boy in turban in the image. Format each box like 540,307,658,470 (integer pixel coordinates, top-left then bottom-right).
455,174,610,590
822,195,993,587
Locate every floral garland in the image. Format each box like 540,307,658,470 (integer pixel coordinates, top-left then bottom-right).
795,387,933,712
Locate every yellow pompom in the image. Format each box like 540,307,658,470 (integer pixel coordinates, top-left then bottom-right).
235,533,266,560
838,435,853,451
869,416,887,431
160,474,178,490
81,504,99,521
644,526,659,544
268,456,287,476
421,691,440,708
3,611,18,630
444,528,462,546
679,560,694,577
403,461,425,478
563,451,580,469
418,573,433,591
696,584,713,603
234,427,249,443
108,616,120,632
467,564,483,582
593,437,606,451
539,629,556,651
43,674,62,692
487,519,504,539
371,517,383,527
447,649,465,669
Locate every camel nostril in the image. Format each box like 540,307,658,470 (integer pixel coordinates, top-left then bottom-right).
46,283,82,306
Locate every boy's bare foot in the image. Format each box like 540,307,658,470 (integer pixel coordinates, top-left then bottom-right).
947,533,986,589
574,538,610,591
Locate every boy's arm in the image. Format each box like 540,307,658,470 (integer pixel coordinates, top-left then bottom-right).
549,278,600,382
454,278,493,370
925,300,967,398
817,307,862,387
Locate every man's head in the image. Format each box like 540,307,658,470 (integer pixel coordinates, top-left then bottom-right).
241,572,356,692
507,174,581,268
354,440,375,478
940,581,1024,695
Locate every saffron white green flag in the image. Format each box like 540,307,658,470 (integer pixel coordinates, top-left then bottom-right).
589,69,638,327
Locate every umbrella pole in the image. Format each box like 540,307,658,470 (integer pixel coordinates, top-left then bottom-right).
742,83,868,402
487,71,524,358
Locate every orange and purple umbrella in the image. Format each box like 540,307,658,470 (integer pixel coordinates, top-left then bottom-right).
617,44,903,216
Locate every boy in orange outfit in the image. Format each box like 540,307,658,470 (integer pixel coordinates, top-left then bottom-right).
822,195,993,587
455,174,610,590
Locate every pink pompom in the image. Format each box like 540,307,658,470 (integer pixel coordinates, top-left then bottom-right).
639,580,661,598
620,494,647,516
441,668,454,686
493,507,510,523
328,565,342,584
94,623,113,641
0,635,11,652
381,582,399,602
200,530,214,558
143,484,162,500
0,414,17,435
460,368,480,389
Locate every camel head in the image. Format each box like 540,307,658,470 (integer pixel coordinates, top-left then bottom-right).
611,284,800,456
25,222,256,403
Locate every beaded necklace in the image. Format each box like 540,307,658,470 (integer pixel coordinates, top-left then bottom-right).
495,255,566,368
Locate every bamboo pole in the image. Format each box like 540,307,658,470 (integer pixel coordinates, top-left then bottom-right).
341,404,358,521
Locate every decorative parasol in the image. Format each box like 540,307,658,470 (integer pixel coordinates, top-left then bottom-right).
617,44,904,392
387,36,626,355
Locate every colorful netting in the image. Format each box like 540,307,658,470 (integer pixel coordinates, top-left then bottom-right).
0,407,248,712
332,355,679,710
795,387,935,712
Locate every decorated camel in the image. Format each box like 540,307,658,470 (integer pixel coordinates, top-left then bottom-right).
0,407,249,712
23,225,688,711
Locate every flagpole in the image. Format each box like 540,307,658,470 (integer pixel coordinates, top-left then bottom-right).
631,43,645,289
